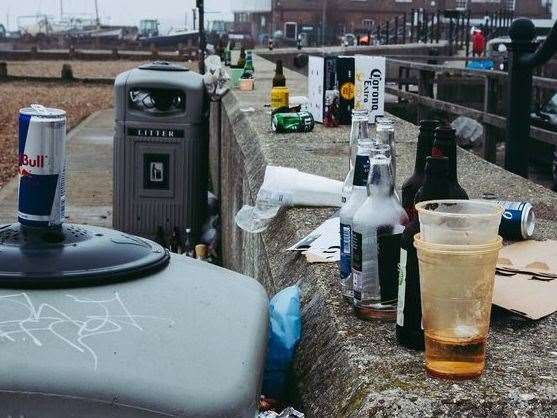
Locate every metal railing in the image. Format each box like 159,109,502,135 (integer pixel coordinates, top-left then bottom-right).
373,9,512,55
505,18,557,177
387,57,557,166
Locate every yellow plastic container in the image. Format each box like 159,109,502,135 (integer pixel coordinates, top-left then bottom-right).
414,234,502,380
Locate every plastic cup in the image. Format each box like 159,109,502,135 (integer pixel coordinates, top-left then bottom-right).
414,234,503,379
416,200,504,245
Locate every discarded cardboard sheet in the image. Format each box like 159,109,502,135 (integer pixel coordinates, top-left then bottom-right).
493,240,557,320
287,217,340,263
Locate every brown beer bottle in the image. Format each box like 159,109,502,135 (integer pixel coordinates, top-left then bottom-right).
401,120,440,221
396,156,451,350
431,126,469,199
272,60,286,87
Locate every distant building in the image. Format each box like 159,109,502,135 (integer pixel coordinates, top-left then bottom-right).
231,0,552,44
231,0,272,42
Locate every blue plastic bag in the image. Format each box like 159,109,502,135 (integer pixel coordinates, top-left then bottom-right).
262,285,302,400
466,60,494,70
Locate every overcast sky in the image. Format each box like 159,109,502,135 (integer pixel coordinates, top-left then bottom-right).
1,0,234,31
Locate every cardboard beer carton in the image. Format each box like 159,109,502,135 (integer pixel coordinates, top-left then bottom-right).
354,55,386,123
336,56,355,125
307,55,337,123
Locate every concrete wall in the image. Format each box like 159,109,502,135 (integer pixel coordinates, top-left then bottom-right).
209,54,557,417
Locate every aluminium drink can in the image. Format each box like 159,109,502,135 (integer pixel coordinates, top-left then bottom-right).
497,200,535,240
271,111,315,133
483,194,535,240
18,104,67,228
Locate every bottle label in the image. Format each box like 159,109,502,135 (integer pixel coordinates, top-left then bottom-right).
353,155,370,187
339,223,352,280
351,231,364,300
377,226,402,305
353,225,402,304
396,248,408,327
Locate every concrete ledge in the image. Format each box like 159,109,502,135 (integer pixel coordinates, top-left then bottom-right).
213,55,557,416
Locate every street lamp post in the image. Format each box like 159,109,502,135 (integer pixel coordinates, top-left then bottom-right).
197,0,206,75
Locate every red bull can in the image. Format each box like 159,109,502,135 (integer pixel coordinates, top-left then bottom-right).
18,105,66,228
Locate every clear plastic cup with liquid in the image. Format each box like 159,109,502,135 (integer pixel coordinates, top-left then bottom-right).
414,199,503,379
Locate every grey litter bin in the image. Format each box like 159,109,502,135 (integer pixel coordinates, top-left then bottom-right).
0,222,268,417
113,61,208,241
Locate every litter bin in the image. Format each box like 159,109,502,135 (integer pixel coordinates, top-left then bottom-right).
0,117,268,415
113,61,208,241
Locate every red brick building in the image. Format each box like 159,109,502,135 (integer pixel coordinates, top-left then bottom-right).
233,0,552,43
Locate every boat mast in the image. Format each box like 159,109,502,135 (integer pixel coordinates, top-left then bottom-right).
94,0,100,27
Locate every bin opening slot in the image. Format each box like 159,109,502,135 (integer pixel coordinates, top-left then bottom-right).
129,88,186,114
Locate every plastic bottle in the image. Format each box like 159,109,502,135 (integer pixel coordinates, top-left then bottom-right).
401,120,441,221
431,126,469,199
352,151,408,320
396,156,452,350
341,110,371,204
339,141,375,301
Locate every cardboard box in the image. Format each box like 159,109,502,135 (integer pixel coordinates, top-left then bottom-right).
354,55,386,122
307,55,337,123
337,56,355,125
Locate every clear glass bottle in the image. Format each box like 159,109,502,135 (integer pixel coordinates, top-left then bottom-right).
376,116,396,186
341,110,372,204
352,149,408,320
183,227,194,258
339,141,376,301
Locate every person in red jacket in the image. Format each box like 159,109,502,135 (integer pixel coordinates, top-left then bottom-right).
472,30,486,57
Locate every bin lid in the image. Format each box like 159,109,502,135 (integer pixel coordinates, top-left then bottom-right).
138,61,188,72
0,223,169,288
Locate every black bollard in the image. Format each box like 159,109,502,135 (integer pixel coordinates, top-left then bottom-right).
505,18,557,177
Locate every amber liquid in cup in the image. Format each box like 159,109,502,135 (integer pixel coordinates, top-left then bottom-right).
415,234,502,380
424,333,486,379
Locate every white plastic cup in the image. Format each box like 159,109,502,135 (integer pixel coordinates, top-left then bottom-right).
416,200,504,245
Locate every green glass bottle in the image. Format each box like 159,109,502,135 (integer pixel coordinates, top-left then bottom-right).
242,51,255,79
237,47,246,69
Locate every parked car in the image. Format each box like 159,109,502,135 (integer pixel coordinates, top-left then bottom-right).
531,92,557,132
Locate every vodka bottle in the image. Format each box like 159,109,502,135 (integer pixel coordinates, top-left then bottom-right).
401,120,441,221
338,142,377,301
352,151,408,320
341,110,371,204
